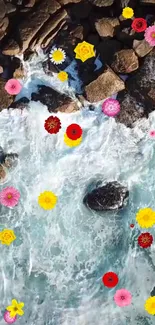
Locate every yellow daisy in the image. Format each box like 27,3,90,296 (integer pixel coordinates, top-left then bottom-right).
145,296,155,315
136,207,155,228
64,133,82,147
57,71,68,82
38,191,57,210
49,48,66,65
122,7,134,19
6,299,24,318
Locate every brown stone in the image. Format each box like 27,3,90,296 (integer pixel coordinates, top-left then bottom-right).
111,49,139,74
70,25,84,40
41,21,67,48
148,87,155,101
6,3,16,14
89,0,114,6
140,0,155,3
84,67,125,103
13,65,25,79
25,0,36,7
95,18,119,37
0,78,14,110
0,66,3,74
2,39,20,56
0,17,9,40
58,0,81,4
0,0,6,19
133,39,153,58
0,165,6,183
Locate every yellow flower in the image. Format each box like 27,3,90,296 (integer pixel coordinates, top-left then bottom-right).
0,229,16,245
38,191,57,210
6,299,24,317
122,7,134,19
64,133,82,147
49,48,66,65
74,41,95,63
145,296,155,315
136,207,155,228
57,71,68,82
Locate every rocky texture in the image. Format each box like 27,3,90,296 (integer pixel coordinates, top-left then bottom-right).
0,0,6,19
84,67,125,103
111,49,139,74
58,0,81,4
95,18,119,38
0,17,9,40
140,0,155,3
31,85,80,113
89,0,114,6
0,164,6,183
133,40,153,58
83,181,129,211
10,97,30,110
0,78,14,110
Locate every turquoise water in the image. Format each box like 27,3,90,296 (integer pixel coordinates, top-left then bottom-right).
0,52,155,325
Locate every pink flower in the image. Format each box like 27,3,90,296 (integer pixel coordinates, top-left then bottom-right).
149,130,155,138
4,79,22,95
4,311,17,324
102,99,120,117
114,288,132,307
0,187,20,208
145,26,155,46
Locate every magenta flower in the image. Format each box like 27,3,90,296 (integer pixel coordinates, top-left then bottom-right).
102,99,120,117
0,187,20,208
114,288,132,307
145,26,155,46
4,79,22,95
149,130,155,138
3,311,17,324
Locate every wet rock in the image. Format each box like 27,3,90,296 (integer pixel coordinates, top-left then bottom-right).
6,3,16,14
2,39,20,56
116,90,145,127
3,153,18,169
140,0,155,3
13,63,25,79
10,97,30,109
0,0,6,19
133,39,153,58
69,25,84,44
95,18,119,38
89,0,114,6
0,17,9,40
0,78,14,110
31,85,80,113
84,66,125,103
0,66,3,74
70,1,92,19
111,49,139,74
97,39,122,65
42,21,67,49
0,147,5,164
0,164,6,183
83,181,129,211
58,0,81,4
25,0,36,7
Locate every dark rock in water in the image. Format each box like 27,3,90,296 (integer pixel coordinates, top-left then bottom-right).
9,97,29,109
0,147,5,164
83,181,129,211
31,85,80,113
111,49,139,74
97,40,122,66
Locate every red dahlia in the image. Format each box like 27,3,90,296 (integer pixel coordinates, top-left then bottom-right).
102,272,119,288
138,232,153,248
130,224,134,228
66,123,82,140
44,116,61,134
131,18,147,33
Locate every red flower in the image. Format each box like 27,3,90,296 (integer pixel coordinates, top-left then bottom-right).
130,224,134,228
138,232,153,248
102,272,119,288
44,116,61,134
131,18,147,33
66,124,82,140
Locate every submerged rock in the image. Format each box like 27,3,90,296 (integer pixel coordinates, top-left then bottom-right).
111,49,139,74
83,181,129,211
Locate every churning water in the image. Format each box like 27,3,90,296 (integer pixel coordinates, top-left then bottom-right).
0,52,155,325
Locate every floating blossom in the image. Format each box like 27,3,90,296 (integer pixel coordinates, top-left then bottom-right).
0,187,20,208
145,26,155,46
0,229,16,246
64,133,82,147
102,98,120,117
136,207,155,228
57,71,68,82
102,272,119,288
114,289,132,307
138,232,153,248
122,7,134,19
3,311,17,324
130,224,134,228
38,191,57,210
145,296,155,315
6,300,24,318
149,130,155,137
132,18,147,33
66,124,83,140
5,79,22,95
49,48,66,65
74,41,95,63
44,116,61,134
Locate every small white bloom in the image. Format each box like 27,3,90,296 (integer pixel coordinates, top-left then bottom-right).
49,48,66,65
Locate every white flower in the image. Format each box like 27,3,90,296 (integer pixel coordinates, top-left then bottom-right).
49,48,66,65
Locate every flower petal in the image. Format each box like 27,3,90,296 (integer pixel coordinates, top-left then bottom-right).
12,299,18,307
17,309,24,316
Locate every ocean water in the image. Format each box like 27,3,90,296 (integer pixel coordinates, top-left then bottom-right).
0,52,155,325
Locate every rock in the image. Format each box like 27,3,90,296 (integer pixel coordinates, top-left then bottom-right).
0,0,6,19
140,0,155,3
31,85,80,113
0,78,14,110
83,181,129,211
89,0,114,6
9,97,30,109
0,66,3,74
133,39,153,58
42,21,67,48
57,0,81,4
6,3,16,14
97,39,122,65
148,87,155,101
111,49,139,74
2,39,20,56
0,164,6,183
0,147,5,164
3,153,18,169
13,64,25,79
0,17,9,40
95,18,119,38
69,26,84,45
116,90,145,127
84,66,125,103
25,0,36,7
70,1,92,19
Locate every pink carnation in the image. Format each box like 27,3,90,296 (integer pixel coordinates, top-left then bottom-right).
114,288,132,307
5,79,22,95
4,311,17,324
0,187,20,208
102,98,120,117
149,130,155,138
145,26,155,46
